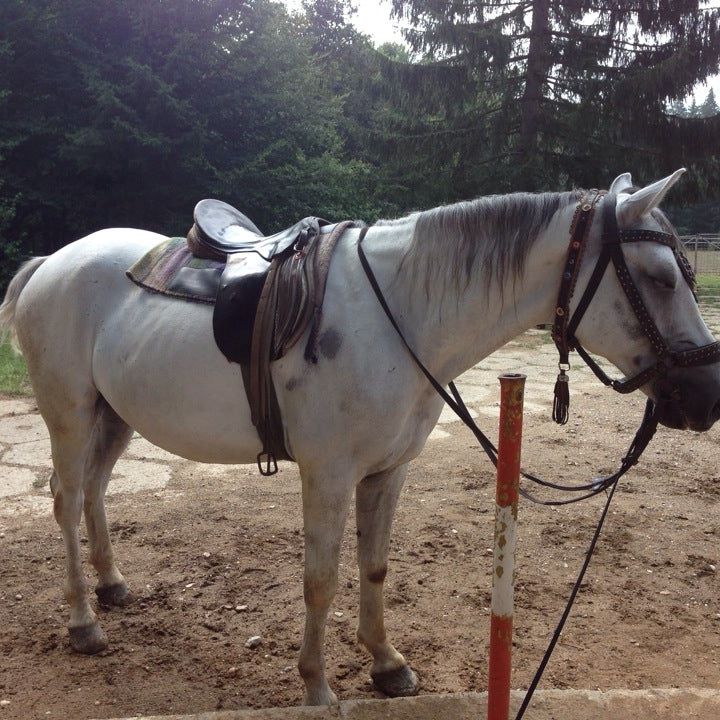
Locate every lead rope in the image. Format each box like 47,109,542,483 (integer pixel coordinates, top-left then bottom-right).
514,396,659,719
357,227,656,506
514,477,618,718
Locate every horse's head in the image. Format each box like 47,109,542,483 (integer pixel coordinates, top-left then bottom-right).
570,170,720,431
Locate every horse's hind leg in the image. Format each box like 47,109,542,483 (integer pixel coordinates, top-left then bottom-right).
44,397,109,653
83,400,133,607
355,464,419,697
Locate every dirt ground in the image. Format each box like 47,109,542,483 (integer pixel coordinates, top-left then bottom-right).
1,335,719,720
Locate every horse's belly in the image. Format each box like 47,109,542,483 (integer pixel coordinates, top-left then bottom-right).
92,291,262,464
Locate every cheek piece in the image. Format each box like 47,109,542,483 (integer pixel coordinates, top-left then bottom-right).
550,191,720,425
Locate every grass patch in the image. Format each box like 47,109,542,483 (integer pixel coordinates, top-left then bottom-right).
697,274,720,293
0,339,32,396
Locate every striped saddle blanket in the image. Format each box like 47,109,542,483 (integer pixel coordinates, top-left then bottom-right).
127,237,225,304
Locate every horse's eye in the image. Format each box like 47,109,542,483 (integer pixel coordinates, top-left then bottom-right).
648,273,676,291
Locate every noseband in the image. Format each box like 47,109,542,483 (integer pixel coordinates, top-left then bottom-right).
551,191,720,424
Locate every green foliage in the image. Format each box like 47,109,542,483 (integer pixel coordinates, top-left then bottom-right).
1,0,720,297
670,88,720,119
0,0,386,278
666,201,720,235
698,274,720,292
0,340,31,396
387,1,720,195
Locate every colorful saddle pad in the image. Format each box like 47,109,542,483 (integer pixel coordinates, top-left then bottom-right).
126,237,224,304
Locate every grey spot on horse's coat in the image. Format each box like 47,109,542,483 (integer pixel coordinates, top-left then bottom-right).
633,355,643,367
367,566,387,584
319,329,342,359
285,378,301,391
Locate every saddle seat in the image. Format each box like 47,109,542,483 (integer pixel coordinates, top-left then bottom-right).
188,199,324,262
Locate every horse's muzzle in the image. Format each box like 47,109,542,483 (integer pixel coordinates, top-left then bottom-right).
654,368,720,431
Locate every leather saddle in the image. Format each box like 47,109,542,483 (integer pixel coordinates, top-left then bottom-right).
186,199,355,475
186,199,331,366
188,199,325,263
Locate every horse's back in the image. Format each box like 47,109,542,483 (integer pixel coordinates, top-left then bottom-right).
17,229,165,323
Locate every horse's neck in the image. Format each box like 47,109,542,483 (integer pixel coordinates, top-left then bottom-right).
365,206,574,383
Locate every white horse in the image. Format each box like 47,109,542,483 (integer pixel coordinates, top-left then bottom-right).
1,170,719,705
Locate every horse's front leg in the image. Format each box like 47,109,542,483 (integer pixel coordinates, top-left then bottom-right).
356,464,419,697
298,466,356,705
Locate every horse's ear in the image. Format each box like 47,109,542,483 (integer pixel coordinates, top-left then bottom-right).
609,172,633,194
617,168,686,224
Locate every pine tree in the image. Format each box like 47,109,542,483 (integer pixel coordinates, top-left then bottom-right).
388,0,720,194
700,87,719,118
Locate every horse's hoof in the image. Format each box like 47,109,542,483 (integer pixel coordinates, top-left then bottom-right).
96,582,133,607
371,665,420,697
68,622,108,654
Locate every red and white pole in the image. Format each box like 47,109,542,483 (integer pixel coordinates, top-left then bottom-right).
488,373,526,720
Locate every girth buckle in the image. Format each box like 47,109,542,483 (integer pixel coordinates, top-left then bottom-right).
257,450,278,476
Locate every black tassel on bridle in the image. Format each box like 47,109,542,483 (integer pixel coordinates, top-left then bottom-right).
552,368,570,424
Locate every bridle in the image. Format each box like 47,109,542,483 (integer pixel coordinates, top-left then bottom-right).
550,191,720,424
356,190,720,503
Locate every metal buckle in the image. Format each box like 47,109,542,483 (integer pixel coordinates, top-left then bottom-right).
257,451,278,476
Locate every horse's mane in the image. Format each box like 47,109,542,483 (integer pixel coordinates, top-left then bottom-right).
388,190,584,300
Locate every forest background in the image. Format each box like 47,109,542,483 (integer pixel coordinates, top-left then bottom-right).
2,0,720,291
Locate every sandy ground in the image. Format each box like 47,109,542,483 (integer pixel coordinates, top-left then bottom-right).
1,328,719,720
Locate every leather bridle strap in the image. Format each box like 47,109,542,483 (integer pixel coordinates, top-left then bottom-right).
357,224,660,507
550,190,605,422
558,193,720,407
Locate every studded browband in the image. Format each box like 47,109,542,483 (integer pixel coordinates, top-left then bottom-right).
551,192,720,424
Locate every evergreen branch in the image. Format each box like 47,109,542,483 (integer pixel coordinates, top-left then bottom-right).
385,105,507,140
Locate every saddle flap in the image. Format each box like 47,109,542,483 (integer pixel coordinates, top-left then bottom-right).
213,252,271,366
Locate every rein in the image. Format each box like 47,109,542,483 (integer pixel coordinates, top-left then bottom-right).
356,192,720,718
357,217,655,507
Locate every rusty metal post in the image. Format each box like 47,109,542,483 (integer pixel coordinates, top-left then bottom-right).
488,373,526,720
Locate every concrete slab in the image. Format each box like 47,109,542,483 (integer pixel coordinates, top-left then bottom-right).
0,466,37,497
3,437,51,465
0,493,53,517
107,459,171,495
0,413,47,443
0,399,34,416
127,436,181,463
99,688,720,720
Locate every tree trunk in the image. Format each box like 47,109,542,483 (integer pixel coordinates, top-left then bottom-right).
518,0,551,165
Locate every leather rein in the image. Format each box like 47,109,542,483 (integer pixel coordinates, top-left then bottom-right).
357,192,720,505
